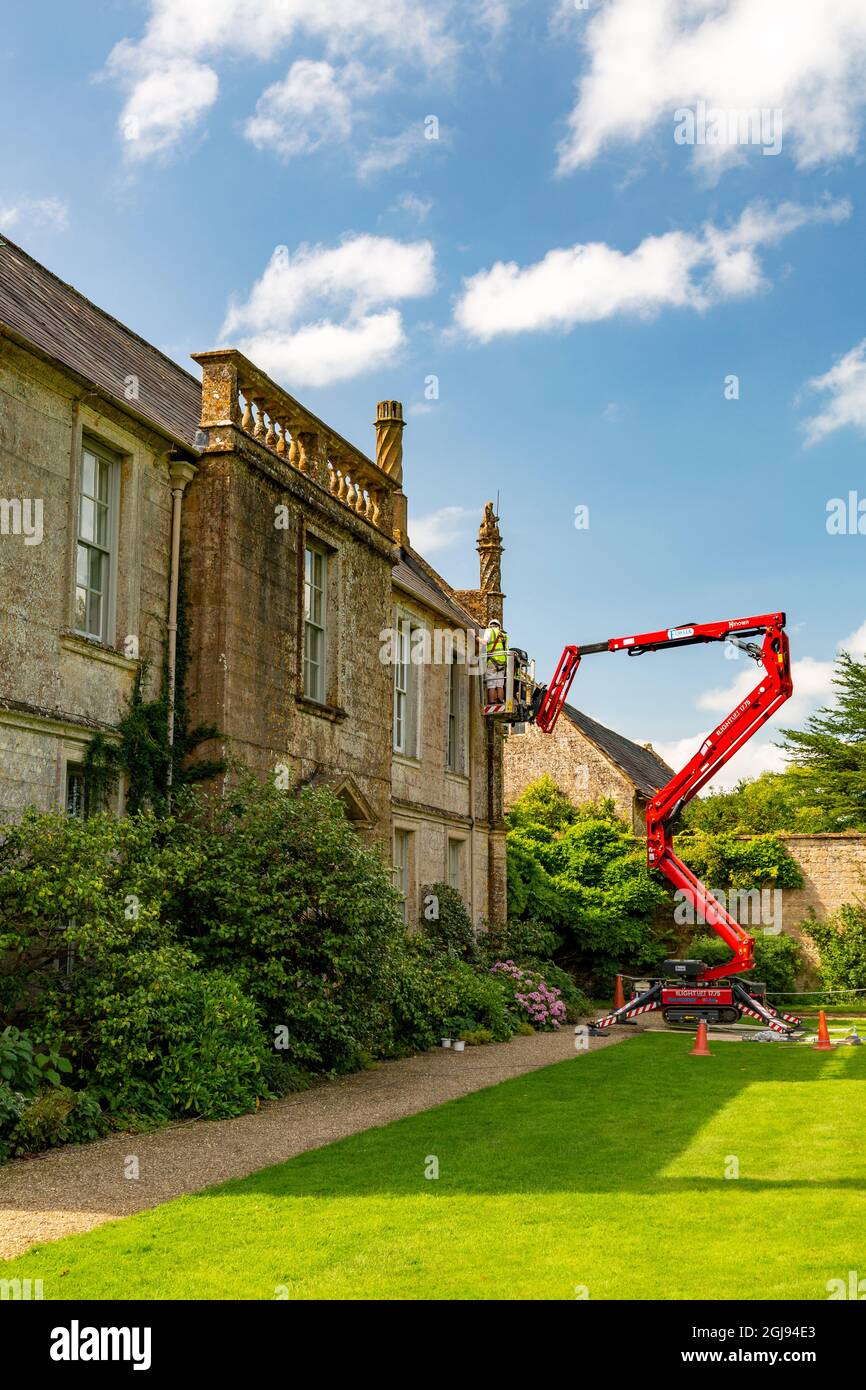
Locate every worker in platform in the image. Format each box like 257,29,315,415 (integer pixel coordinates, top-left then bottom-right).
485,618,508,703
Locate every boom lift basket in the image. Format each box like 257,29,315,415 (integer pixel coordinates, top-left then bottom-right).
483,647,538,724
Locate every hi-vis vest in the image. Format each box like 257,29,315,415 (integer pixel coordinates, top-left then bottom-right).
486,627,508,668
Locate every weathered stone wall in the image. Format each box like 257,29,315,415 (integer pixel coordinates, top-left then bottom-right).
0,338,172,816
778,834,866,937
183,434,396,833
388,584,505,926
504,716,641,833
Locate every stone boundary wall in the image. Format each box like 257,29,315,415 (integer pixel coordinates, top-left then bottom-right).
762,834,866,975
778,834,866,938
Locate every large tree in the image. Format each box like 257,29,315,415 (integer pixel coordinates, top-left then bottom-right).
780,651,866,831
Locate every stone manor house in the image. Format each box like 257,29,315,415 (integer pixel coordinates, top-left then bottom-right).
0,237,507,925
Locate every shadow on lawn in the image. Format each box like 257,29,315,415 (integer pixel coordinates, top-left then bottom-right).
198,1037,866,1202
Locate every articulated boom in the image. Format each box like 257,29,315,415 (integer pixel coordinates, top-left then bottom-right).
533,612,798,1034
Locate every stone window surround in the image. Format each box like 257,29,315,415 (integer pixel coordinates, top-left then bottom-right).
302,539,328,704
445,653,468,777
59,739,125,818
297,524,339,713
392,604,425,761
393,823,414,923
447,832,468,894
64,404,153,665
72,434,121,647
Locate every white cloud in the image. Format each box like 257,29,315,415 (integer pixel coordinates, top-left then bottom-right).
454,199,848,341
410,505,476,553
222,235,435,336
801,340,866,446
0,196,69,233
220,234,435,388
698,653,836,727
357,123,432,180
390,192,434,222
244,60,377,159
109,53,219,161
105,0,457,162
839,617,866,662
237,311,406,389
476,0,522,40
556,0,866,177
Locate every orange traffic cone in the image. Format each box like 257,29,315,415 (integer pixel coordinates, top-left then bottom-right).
690,1019,712,1056
613,974,626,1011
813,1009,834,1051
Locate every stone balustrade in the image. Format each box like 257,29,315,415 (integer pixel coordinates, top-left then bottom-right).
193,349,395,537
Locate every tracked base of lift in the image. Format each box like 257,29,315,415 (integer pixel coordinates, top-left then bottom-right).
588,971,803,1039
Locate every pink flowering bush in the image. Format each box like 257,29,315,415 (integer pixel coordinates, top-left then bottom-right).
489,960,566,1031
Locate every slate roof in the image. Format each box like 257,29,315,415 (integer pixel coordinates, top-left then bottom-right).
563,703,673,797
0,234,201,450
393,548,481,630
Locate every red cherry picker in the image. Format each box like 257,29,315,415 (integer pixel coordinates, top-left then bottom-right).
522,611,802,1036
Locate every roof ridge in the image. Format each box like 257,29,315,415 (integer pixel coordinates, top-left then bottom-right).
0,233,202,390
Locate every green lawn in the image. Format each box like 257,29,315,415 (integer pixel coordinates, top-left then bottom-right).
5,1032,866,1300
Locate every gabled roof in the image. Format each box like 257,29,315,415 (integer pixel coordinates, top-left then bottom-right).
0,234,201,450
563,703,673,797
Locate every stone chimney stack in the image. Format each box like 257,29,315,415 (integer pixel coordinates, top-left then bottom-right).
477,501,504,625
375,399,407,546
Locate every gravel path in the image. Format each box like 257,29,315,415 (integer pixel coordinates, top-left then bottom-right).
0,1025,630,1260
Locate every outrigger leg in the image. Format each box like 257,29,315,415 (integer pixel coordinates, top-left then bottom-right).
730,980,802,1036
588,980,664,1036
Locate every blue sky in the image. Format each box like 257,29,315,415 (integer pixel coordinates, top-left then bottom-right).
3,1,866,785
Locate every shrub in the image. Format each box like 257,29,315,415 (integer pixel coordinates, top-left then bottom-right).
507,775,580,831
477,918,560,967
3,776,598,1160
564,996,591,1023
6,1084,106,1157
806,903,866,996
681,771,826,834
10,1086,77,1154
0,1026,82,1161
433,960,514,1041
0,807,184,1020
459,1028,494,1046
478,919,589,1011
490,961,567,1030
258,1053,314,1099
674,832,803,891
168,779,413,1074
0,1084,27,1163
0,1026,72,1091
36,946,270,1123
417,883,477,960
62,1088,108,1146
505,781,668,987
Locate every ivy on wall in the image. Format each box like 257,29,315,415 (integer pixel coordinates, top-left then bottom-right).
83,557,223,813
